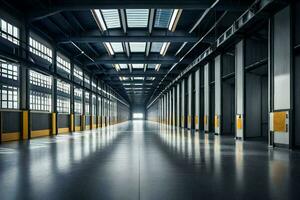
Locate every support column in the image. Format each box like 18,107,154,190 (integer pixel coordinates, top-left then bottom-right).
188,73,193,129
176,83,181,127
172,86,176,126
235,40,245,140
195,69,200,130
181,79,186,128
270,6,291,148
204,63,210,132
215,55,222,135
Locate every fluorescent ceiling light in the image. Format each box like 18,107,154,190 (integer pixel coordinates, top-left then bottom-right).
168,9,182,31
104,42,114,55
160,42,170,56
134,83,143,85
155,64,161,71
92,9,107,31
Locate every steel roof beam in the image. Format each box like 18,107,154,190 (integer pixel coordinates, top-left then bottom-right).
85,55,188,65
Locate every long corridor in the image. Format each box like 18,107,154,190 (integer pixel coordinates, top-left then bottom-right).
0,121,300,200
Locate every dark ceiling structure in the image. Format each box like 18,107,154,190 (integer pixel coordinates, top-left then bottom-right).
3,0,256,106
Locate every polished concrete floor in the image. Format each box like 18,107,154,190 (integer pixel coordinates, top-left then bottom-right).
0,120,300,200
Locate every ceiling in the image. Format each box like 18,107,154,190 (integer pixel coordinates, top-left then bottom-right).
3,0,255,106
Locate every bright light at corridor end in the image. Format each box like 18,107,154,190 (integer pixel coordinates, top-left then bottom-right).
133,113,144,119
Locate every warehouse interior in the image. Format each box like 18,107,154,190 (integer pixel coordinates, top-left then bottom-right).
1,0,300,199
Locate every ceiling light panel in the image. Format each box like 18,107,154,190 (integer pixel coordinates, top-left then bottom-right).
126,9,149,28
110,42,123,52
154,9,173,28
132,64,144,69
129,42,146,52
101,9,121,28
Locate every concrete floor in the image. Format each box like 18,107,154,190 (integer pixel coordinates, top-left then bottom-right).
0,120,300,200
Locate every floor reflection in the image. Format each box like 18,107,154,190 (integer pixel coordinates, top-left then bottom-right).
0,121,299,200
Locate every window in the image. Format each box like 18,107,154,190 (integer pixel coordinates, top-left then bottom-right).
74,87,82,98
133,113,143,119
92,94,96,116
74,87,82,114
0,61,18,80
57,80,70,94
98,97,102,116
29,37,52,63
74,65,83,81
29,70,52,112
92,81,97,90
0,19,19,45
85,92,90,115
0,60,19,109
30,90,51,112
84,75,90,87
0,85,18,109
57,54,71,74
57,96,70,114
126,9,149,28
56,80,70,114
30,70,52,89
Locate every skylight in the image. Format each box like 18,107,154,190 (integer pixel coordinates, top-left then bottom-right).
151,42,163,53
113,64,121,71
101,9,121,28
169,9,182,31
133,77,144,80
155,64,161,71
147,64,156,69
119,76,129,81
160,42,170,56
129,42,146,52
132,64,144,69
103,42,114,55
91,9,107,31
146,77,155,80
126,9,149,28
154,9,173,28
119,64,128,69
110,42,123,52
